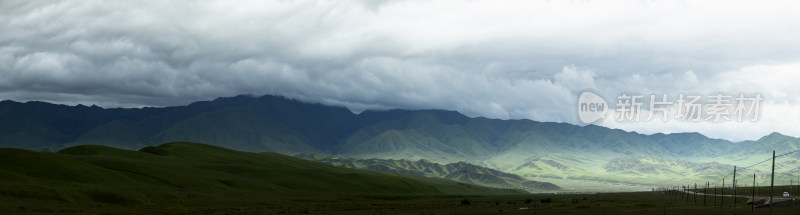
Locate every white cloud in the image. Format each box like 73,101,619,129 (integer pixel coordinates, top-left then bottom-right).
555,65,596,92
595,62,800,141
1,0,800,141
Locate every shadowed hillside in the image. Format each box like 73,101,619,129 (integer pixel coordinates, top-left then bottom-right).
0,142,523,214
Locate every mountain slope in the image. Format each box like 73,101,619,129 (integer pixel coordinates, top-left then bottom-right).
295,154,561,192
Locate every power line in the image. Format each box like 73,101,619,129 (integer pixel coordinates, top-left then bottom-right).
708,149,800,185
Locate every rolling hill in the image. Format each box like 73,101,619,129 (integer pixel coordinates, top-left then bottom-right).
0,142,523,213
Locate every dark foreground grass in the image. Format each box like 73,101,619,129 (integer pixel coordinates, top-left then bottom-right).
3,189,798,214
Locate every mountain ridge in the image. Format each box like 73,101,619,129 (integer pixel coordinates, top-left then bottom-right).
2,95,798,190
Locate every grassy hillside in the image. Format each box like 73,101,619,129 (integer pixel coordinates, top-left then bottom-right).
295,154,561,192
0,142,523,214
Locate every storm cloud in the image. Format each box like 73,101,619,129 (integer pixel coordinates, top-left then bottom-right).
2,0,800,141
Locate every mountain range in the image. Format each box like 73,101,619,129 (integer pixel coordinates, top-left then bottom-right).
1,95,798,190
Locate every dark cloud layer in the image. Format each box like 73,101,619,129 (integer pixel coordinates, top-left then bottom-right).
2,0,800,140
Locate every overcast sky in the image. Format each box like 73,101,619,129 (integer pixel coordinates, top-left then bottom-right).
2,0,800,141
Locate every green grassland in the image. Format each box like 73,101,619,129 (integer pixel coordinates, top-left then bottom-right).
0,142,524,214
1,142,798,214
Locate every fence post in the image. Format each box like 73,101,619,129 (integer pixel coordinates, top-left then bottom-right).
694,183,697,205
686,184,689,203
721,178,725,209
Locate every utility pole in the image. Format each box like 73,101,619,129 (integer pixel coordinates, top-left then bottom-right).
752,173,756,212
732,166,736,210
770,150,775,214
704,181,708,208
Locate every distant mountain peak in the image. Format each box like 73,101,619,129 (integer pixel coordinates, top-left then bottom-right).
758,132,791,142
